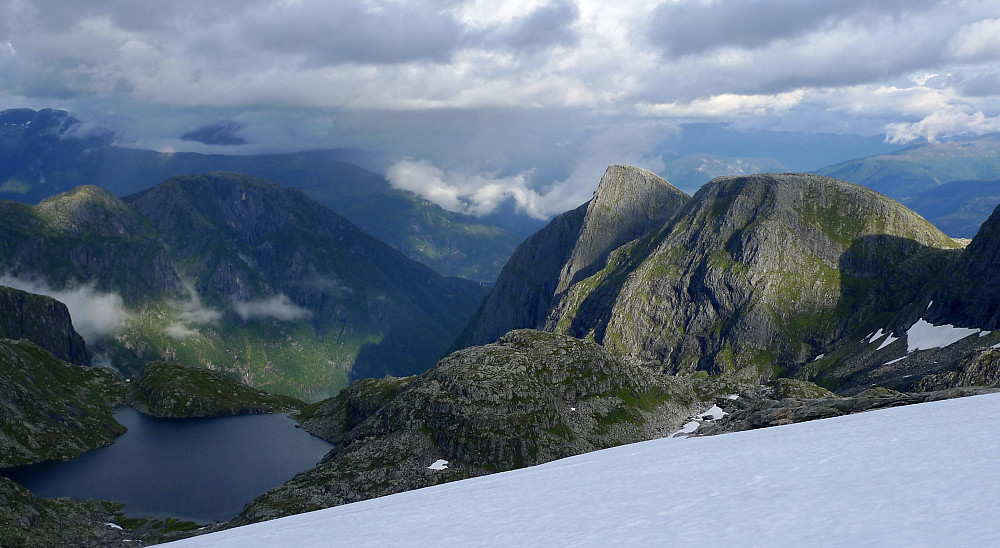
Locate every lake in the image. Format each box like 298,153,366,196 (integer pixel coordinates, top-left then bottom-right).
1,407,334,523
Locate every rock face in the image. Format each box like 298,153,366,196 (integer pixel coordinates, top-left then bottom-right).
927,201,1000,329
547,173,958,384
127,361,304,418
232,330,707,526
698,386,999,436
455,166,689,349
452,203,588,349
0,339,125,468
0,285,88,365
0,476,130,548
0,173,487,399
555,165,690,294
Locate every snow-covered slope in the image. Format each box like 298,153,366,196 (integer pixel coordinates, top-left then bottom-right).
165,394,1000,547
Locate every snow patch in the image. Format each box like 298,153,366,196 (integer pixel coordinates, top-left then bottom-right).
673,404,727,437
161,393,1000,548
428,459,449,471
993,342,1000,349
106,523,123,530
906,319,980,352
883,357,907,366
980,331,991,338
876,334,899,351
813,354,825,361
869,329,885,343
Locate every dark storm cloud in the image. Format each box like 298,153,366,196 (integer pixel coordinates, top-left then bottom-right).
490,0,581,51
646,0,941,57
239,2,466,65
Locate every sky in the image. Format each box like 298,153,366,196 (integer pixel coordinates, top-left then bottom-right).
2,0,1000,218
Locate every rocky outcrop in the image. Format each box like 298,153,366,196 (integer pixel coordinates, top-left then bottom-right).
126,361,304,418
698,386,999,436
0,339,125,468
0,477,131,548
0,285,88,365
294,376,414,444
232,330,709,526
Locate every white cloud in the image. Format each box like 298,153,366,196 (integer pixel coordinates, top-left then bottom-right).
233,294,311,322
884,109,1000,143
948,18,1000,60
387,159,549,219
164,321,200,339
0,275,131,343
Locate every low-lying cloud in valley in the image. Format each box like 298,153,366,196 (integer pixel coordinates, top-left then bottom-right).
233,294,311,322
0,275,131,344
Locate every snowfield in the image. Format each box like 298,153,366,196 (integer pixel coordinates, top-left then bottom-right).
165,393,1000,547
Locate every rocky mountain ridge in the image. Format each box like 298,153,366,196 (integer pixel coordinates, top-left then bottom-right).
459,167,999,395
0,173,486,400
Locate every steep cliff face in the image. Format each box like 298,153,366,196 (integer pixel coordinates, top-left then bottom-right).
927,202,1000,329
454,166,690,349
232,330,708,525
549,173,959,384
0,286,88,365
0,339,125,468
554,165,689,294
452,203,588,349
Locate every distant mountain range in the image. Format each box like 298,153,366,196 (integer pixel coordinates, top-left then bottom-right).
816,135,1000,237
0,108,519,281
0,173,486,400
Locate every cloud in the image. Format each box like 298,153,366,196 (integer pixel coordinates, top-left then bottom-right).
884,109,1000,144
164,322,200,339
233,294,311,322
387,158,549,219
645,0,940,58
0,275,131,343
163,280,222,338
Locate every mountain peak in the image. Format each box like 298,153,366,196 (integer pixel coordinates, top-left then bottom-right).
35,185,141,236
555,164,688,294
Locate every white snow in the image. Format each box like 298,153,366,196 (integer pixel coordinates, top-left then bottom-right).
927,300,934,310
882,356,907,366
876,333,898,350
106,522,123,530
813,353,825,361
868,329,885,343
163,393,1000,548
699,405,726,421
427,459,449,471
980,331,992,337
906,319,980,352
672,404,727,437
993,342,1000,349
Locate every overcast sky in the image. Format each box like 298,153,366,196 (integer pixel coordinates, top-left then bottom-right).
2,0,999,218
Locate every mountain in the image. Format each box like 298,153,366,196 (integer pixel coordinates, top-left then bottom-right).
157,392,1000,547
0,174,487,400
903,178,1000,238
0,285,88,365
458,168,1000,395
0,338,125,468
455,165,690,349
816,134,1000,237
231,329,708,525
0,109,519,281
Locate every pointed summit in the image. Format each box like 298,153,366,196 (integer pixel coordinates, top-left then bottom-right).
555,165,689,294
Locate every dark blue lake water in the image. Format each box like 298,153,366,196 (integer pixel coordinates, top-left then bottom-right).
1,407,333,523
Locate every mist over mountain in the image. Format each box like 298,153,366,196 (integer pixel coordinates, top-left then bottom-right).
0,173,486,400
